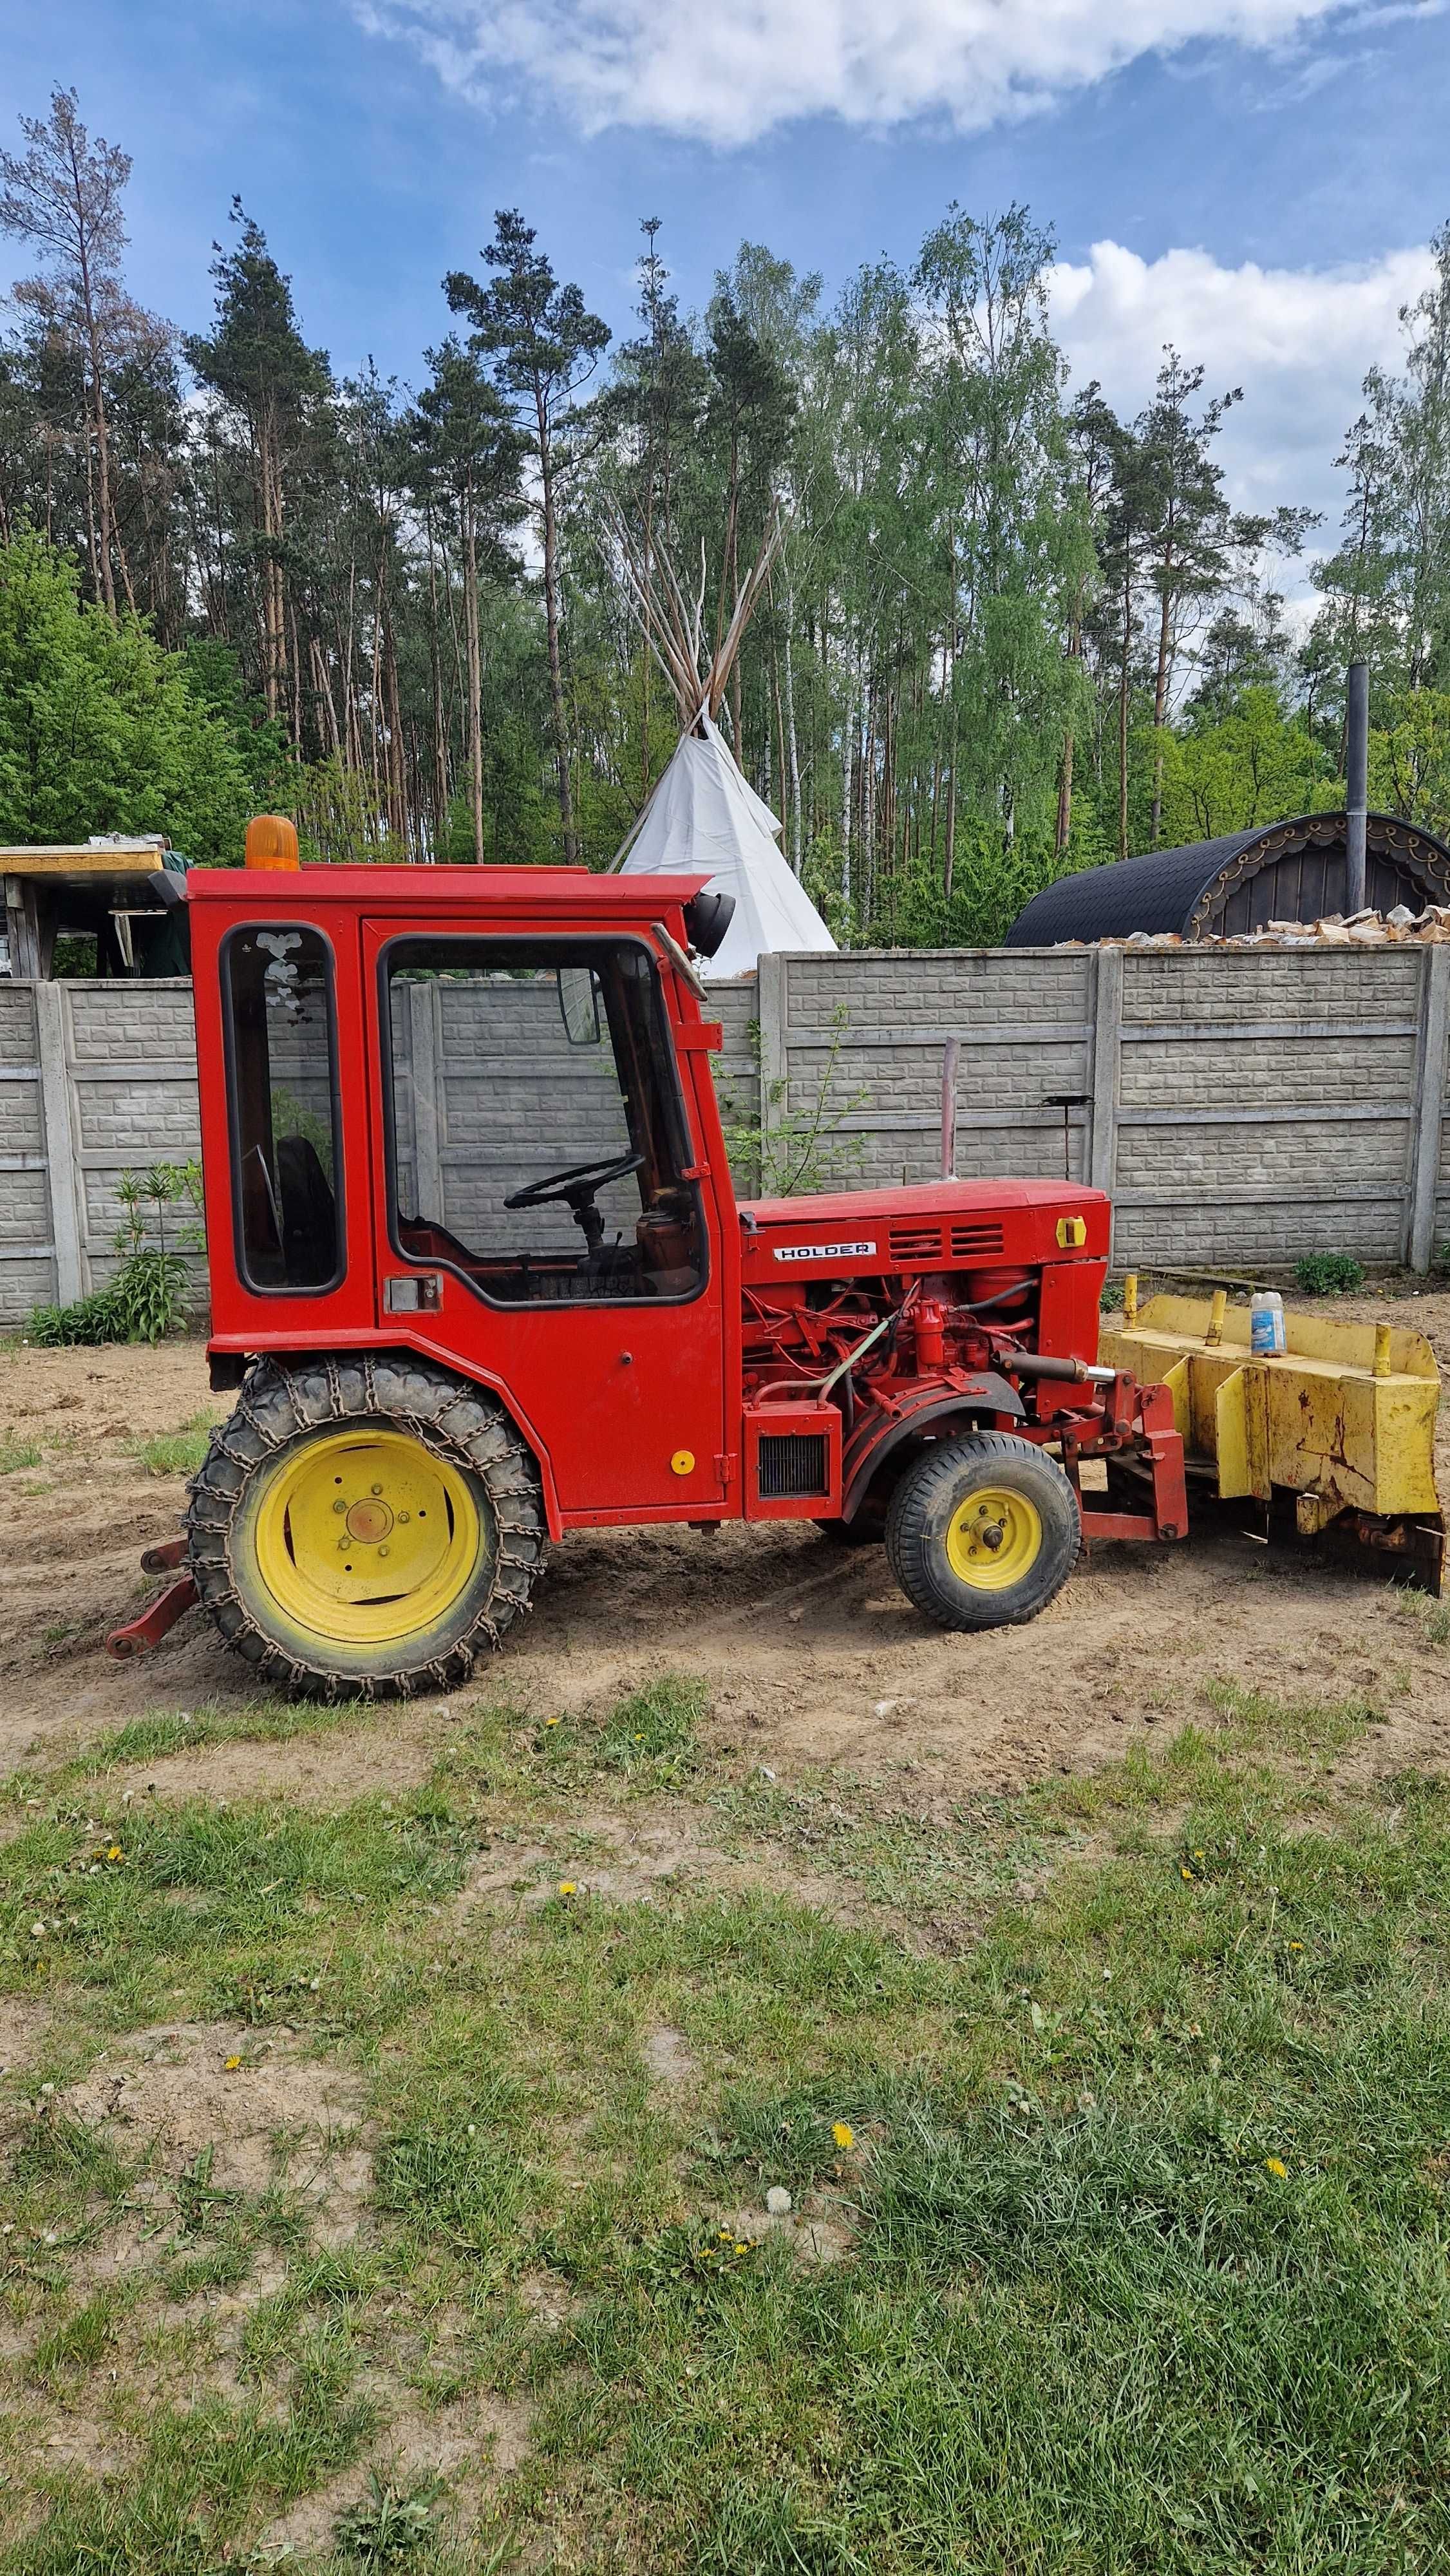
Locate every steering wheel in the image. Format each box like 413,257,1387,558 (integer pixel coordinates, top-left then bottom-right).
504,1150,645,1256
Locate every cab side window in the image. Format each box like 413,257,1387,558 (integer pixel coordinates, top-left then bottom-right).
224,925,343,1293
384,936,704,1306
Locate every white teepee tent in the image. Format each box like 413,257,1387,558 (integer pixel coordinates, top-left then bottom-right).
607,507,836,980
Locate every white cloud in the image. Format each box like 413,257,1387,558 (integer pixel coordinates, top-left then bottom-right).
355,0,1366,147
1049,240,1435,558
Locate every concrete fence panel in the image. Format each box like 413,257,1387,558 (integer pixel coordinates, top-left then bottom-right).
3,944,1449,1327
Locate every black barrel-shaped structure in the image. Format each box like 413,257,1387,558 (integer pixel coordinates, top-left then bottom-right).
1004,811,1450,946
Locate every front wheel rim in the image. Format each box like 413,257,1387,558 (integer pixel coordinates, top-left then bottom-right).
944,1484,1042,1590
249,1426,484,1648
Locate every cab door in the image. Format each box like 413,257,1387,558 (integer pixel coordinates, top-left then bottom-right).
361,918,730,1524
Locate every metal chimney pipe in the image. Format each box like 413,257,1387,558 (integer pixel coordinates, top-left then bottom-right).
1345,659,1369,914
940,1036,959,1180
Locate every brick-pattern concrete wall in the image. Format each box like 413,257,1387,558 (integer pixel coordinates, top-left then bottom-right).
61,981,203,1290
760,943,1450,1271
709,979,760,1194
389,971,646,1258
5,942,1449,1325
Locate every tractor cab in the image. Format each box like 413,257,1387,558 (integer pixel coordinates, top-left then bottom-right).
184,848,746,1537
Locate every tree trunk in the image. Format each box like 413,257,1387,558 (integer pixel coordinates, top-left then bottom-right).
74,222,120,616
1055,731,1074,856
423,506,451,855
462,477,485,866
1149,559,1172,847
784,578,802,875
536,397,576,864
1118,559,1132,863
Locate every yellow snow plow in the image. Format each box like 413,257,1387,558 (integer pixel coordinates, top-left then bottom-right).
1098,1282,1444,1591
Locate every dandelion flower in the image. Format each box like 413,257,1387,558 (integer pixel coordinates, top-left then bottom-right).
833,2121,855,2150
1288,1940,1304,1953
1265,2156,1288,2180
106,1846,124,1863
1180,1865,1194,1882
224,2055,242,2072
544,1718,561,1729
557,1881,577,1897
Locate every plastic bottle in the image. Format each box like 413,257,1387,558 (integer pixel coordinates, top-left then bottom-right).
1250,1288,1286,1356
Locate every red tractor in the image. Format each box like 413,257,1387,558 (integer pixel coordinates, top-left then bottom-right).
118,828,1187,1696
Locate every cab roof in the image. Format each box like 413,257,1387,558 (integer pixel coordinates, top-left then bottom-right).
180,864,713,916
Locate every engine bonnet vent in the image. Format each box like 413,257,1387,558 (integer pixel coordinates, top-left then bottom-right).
887,1219,1006,1265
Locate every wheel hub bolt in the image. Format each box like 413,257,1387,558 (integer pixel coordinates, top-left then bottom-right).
981,1523,1004,1551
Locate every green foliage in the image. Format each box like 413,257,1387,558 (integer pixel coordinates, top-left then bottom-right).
0,1428,41,1472
27,1160,202,1347
715,1006,869,1197
1158,687,1334,844
1294,1252,1366,1294
0,529,254,860
131,1410,220,1477
333,2471,438,2566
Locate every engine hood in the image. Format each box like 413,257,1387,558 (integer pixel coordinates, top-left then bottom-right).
737,1177,1109,1286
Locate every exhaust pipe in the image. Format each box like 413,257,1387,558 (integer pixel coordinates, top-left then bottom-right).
1345,659,1369,914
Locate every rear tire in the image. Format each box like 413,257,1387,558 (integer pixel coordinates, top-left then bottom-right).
884,1431,1080,1633
186,1354,547,1700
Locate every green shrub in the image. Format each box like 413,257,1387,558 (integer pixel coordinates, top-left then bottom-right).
1294,1252,1365,1296
26,1283,131,1347
25,1160,203,1347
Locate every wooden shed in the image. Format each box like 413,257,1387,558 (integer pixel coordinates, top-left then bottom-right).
1,839,187,979
1005,810,1450,947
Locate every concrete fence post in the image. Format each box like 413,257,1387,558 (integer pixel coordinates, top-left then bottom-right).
1089,945,1124,1258
1407,940,1450,1273
32,979,86,1306
408,975,445,1222
757,951,787,1186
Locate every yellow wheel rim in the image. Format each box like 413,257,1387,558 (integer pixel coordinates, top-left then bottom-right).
250,1428,483,1648
944,1484,1042,1591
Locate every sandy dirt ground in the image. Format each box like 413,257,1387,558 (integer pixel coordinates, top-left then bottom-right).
2,1302,1449,1798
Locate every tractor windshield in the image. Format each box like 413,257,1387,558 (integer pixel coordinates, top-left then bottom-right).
381,936,704,1307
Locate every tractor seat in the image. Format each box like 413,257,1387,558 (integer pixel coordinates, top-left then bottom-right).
276,1133,337,1287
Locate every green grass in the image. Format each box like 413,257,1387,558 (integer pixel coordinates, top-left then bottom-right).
128,1410,221,1477
0,1429,41,1473
4,1679,1450,2571
55,1691,386,1780
1398,1585,1450,1649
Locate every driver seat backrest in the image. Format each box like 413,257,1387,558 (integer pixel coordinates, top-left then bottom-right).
276,1133,337,1286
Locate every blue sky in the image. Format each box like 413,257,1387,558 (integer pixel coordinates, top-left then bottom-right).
4,1,1449,549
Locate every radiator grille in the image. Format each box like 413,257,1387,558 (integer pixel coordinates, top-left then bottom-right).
887,1220,1007,1265
757,1432,830,1500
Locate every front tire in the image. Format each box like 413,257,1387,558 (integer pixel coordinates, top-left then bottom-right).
187,1354,547,1699
884,1431,1080,1632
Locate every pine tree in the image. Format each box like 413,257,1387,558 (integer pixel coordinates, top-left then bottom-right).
446,212,610,864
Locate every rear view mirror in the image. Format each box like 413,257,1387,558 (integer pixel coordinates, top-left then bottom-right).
558,964,602,1046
